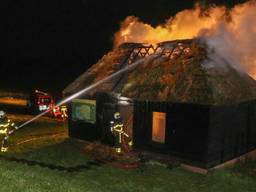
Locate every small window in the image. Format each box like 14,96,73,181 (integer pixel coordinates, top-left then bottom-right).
152,112,166,143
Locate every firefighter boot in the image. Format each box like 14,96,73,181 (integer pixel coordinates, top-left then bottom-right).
1,137,8,152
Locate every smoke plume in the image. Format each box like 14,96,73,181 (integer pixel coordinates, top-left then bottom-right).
114,1,256,79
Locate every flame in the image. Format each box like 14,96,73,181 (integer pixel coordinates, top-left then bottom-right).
114,1,256,79
114,4,226,46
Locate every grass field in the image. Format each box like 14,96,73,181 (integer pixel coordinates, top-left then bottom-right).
0,114,256,192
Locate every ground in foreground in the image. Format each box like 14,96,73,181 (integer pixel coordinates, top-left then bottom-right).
0,113,256,192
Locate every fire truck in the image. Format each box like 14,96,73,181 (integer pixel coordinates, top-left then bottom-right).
28,90,68,119
28,90,54,114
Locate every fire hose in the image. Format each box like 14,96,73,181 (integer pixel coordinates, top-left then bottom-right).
8,126,19,135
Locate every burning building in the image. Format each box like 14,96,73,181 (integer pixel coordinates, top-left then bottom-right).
63,38,256,169
62,1,256,170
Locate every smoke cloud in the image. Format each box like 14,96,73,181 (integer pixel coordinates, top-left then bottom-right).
114,1,256,79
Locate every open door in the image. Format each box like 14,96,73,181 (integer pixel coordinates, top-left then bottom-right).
152,112,166,143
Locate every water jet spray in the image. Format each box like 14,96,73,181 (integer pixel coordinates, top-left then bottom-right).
16,55,159,131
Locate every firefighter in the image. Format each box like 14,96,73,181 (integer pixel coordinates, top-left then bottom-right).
110,112,133,153
0,111,17,152
60,105,68,120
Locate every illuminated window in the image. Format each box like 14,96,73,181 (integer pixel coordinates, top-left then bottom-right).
152,112,166,143
72,99,96,124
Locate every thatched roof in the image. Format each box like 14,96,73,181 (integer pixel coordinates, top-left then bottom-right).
63,39,256,105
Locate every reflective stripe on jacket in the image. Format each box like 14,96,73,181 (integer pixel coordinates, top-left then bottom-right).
0,128,8,134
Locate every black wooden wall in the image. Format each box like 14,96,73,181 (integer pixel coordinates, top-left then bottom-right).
207,100,256,168
133,101,210,167
133,100,256,168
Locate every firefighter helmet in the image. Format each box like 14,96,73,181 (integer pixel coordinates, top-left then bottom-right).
0,111,6,119
114,112,120,120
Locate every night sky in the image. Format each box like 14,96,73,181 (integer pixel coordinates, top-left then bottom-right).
1,0,247,96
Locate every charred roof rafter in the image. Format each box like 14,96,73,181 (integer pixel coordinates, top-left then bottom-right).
124,39,196,65
127,45,155,64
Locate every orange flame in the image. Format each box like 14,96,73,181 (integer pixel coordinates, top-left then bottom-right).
114,1,256,79
114,5,225,46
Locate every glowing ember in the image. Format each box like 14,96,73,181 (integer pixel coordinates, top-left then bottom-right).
114,1,256,79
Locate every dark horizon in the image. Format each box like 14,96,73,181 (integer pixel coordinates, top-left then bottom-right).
1,0,247,96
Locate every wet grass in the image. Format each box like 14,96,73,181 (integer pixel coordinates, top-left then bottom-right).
1,156,256,192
